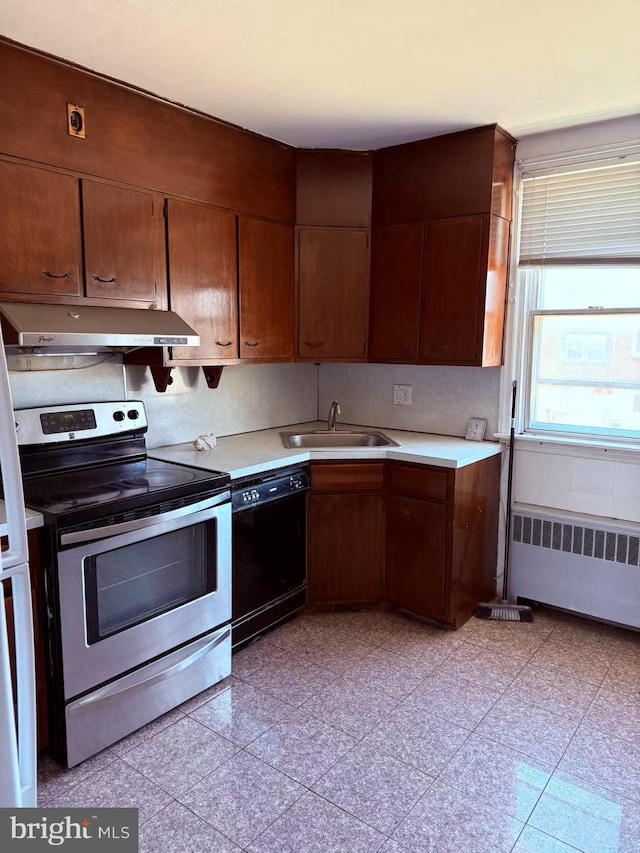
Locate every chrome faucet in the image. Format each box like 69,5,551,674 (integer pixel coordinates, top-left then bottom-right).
327,400,340,431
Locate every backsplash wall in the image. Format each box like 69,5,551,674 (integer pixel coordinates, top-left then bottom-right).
10,360,499,447
9,360,126,409
9,361,319,449
318,363,501,437
126,362,319,448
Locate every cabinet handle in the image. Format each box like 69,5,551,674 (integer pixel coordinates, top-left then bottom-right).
304,341,324,348
92,276,118,285
244,341,259,348
316,506,336,514
430,343,450,352
215,341,233,347
400,508,414,517
42,271,71,279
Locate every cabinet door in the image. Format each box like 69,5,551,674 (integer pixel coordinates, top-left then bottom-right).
83,181,162,303
167,200,238,361
370,224,423,361
387,495,447,621
419,215,485,365
238,217,294,359
308,493,384,604
0,160,81,296
298,229,370,359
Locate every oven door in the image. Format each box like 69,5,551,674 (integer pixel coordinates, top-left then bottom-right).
56,492,231,700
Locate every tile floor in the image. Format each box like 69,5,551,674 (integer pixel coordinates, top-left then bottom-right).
39,608,640,852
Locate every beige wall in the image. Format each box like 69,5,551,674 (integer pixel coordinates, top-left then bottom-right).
9,361,319,449
318,363,501,437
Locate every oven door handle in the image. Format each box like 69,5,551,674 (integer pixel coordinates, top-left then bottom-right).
66,627,230,716
60,491,230,546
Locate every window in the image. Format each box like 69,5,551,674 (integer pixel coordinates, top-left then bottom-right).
516,156,640,442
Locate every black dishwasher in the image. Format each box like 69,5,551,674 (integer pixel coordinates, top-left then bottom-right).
232,464,309,649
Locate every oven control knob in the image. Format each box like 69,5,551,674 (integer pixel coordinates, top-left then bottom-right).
127,409,139,420
113,411,126,422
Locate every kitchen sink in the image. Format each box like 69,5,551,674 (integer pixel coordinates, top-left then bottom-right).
280,430,399,448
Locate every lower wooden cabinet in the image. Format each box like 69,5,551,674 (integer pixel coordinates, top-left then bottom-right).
386,459,499,628
387,494,447,622
307,457,500,628
308,463,385,605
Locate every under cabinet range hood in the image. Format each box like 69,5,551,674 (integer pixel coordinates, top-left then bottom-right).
0,302,200,355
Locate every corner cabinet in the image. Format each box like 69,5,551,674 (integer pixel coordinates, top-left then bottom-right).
387,458,500,628
308,462,385,605
297,228,370,360
370,125,515,367
306,457,500,629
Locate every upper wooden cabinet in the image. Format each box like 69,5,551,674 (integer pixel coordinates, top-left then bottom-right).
0,160,81,297
420,215,485,364
370,126,515,367
296,150,372,227
372,124,515,226
419,214,509,366
371,214,509,367
369,224,424,361
83,181,163,303
297,228,370,360
238,217,295,360
166,199,238,362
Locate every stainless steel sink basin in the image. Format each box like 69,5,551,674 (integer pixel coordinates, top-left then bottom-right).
281,430,399,449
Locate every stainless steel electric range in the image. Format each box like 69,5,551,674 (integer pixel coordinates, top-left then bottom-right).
15,401,231,767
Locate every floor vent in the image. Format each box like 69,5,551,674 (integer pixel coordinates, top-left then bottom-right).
513,514,640,568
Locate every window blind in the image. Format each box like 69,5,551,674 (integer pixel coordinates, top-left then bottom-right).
519,159,640,265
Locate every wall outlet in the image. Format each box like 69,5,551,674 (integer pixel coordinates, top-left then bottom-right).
393,384,412,406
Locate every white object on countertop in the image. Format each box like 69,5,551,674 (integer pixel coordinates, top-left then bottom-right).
0,323,36,807
193,433,217,451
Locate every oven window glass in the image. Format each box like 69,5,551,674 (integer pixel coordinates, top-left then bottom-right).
84,520,217,643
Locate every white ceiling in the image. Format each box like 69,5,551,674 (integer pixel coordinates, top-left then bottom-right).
1,0,639,148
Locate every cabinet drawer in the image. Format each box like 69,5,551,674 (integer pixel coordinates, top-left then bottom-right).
388,463,450,502
311,462,385,493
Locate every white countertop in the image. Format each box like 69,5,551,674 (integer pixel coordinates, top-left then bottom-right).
149,422,503,480
0,502,44,537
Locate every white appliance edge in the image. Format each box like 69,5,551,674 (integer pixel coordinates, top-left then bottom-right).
0,324,36,807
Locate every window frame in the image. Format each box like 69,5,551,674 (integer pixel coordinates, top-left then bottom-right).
501,143,640,450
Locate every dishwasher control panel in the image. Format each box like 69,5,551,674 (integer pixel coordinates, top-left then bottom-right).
232,467,310,512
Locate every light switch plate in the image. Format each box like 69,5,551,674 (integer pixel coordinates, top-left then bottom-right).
393,384,412,406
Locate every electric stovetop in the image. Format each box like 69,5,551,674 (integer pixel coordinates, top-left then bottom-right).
21,457,230,520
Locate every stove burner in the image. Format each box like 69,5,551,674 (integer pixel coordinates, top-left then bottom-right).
49,485,124,507
121,470,198,489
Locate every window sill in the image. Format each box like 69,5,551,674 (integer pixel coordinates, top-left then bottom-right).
493,431,640,461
